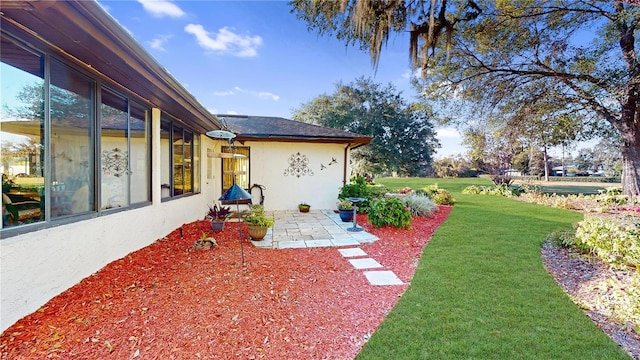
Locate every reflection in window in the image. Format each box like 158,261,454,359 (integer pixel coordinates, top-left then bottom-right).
222,146,249,192
172,125,184,196
1,37,45,228
101,88,129,210
193,134,200,193
130,104,150,204
50,59,94,217
1,32,152,234
100,89,150,209
161,115,199,199
160,117,171,198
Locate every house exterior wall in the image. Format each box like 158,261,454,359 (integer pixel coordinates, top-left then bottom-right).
1,117,222,332
245,141,351,211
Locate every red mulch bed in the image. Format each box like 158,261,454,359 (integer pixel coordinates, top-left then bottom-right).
1,207,451,359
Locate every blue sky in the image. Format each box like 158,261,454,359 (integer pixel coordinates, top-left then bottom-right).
98,0,465,157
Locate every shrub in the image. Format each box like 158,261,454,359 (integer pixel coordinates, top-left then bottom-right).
368,196,412,228
461,185,485,194
462,184,521,197
545,229,590,252
546,229,576,248
368,184,390,198
339,178,372,212
520,182,543,195
422,184,455,205
603,276,640,334
594,187,629,206
490,174,513,186
402,193,437,217
575,217,640,270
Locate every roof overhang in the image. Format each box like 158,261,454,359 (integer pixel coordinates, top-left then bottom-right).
0,0,220,134
216,115,373,149
234,135,372,149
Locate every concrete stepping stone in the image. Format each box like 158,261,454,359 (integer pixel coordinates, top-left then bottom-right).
338,248,367,258
364,270,403,285
348,258,383,269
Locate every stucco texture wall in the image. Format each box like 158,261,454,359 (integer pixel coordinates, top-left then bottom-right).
246,142,350,211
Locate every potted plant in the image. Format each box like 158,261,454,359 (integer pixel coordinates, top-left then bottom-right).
298,202,311,213
337,199,354,222
206,202,231,231
243,204,274,240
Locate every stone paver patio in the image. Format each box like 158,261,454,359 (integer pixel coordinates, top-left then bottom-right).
250,210,378,249
246,210,403,286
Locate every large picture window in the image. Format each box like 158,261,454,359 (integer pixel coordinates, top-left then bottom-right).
100,88,151,210
50,59,94,217
1,33,151,233
1,36,45,227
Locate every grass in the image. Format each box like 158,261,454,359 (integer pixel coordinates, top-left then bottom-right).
357,177,630,359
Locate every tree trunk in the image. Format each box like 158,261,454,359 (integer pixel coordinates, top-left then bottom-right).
621,131,640,198
543,146,549,182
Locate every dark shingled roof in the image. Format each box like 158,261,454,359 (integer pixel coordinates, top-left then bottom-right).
218,115,372,147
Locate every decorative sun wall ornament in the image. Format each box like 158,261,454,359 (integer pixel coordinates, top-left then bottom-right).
284,152,314,178
102,147,128,177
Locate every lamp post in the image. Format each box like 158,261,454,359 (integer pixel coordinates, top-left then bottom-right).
207,130,252,264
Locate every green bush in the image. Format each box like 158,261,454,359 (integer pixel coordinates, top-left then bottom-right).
575,217,640,269
339,178,372,212
545,229,590,252
594,187,629,206
368,184,390,198
422,184,455,205
368,196,412,228
461,184,485,194
401,193,437,217
462,184,522,197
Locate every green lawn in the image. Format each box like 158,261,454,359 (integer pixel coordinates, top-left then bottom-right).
357,177,629,359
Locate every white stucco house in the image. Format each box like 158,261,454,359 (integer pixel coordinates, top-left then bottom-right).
0,1,371,332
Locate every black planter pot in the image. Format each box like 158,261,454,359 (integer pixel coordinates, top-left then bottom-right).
338,209,353,222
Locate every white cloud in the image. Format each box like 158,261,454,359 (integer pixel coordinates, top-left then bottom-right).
148,34,173,51
138,0,185,18
401,68,422,79
184,24,263,57
258,92,280,101
212,90,235,96
437,127,461,139
212,87,279,102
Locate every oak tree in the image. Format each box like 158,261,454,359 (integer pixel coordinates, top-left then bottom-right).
292,77,440,176
292,0,640,197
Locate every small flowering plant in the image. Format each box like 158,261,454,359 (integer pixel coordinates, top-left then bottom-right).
337,199,354,210
397,187,414,195
620,206,640,213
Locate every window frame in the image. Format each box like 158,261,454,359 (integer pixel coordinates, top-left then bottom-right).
1,30,152,237
221,146,250,193
160,114,200,201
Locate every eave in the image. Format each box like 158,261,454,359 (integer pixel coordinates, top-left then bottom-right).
0,0,220,134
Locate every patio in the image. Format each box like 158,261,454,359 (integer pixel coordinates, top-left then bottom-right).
251,210,379,249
